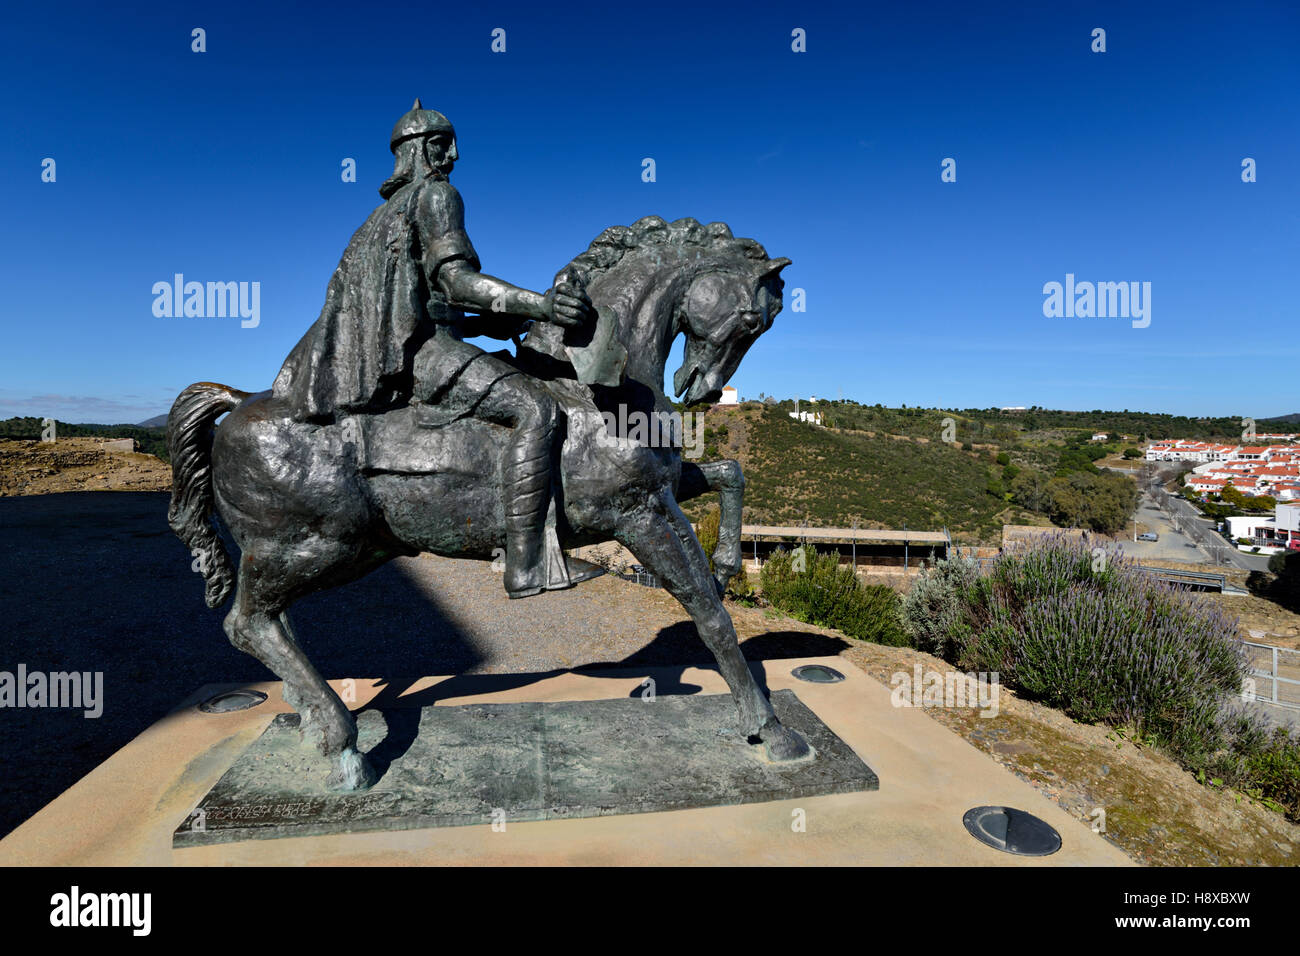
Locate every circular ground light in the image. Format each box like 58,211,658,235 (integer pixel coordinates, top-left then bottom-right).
198,689,268,714
791,664,845,683
962,806,1062,856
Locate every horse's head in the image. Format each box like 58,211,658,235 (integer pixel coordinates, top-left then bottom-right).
556,217,791,405
672,255,791,405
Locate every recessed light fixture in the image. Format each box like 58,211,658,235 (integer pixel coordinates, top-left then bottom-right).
962,806,1062,856
198,689,268,713
791,664,845,683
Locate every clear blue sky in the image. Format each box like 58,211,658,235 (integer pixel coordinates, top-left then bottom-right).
2,0,1296,423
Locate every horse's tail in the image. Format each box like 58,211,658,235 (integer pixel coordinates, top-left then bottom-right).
166,382,250,608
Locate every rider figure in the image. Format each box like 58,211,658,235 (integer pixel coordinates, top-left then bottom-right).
273,99,599,598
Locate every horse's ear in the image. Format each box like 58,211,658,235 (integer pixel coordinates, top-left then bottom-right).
760,257,792,279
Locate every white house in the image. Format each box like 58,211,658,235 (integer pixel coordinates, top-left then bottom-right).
718,386,739,405
1274,482,1300,502
1188,475,1228,494
1233,446,1272,462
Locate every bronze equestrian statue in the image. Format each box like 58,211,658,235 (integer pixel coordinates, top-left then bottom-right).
167,100,804,791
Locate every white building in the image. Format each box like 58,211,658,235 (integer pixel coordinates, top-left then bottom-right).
717,386,739,405
1228,501,1300,551
1226,514,1274,544
1279,502,1300,547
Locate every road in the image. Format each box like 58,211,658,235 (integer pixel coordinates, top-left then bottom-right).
1157,492,1273,573
1123,496,1212,563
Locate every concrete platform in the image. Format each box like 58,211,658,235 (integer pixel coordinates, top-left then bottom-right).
0,657,1135,865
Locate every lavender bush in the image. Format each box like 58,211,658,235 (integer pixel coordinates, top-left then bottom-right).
902,534,1300,819
899,553,979,658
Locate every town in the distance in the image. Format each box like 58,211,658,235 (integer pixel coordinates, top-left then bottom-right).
1144,433,1300,553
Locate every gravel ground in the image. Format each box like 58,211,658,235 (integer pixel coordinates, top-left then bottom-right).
0,491,840,840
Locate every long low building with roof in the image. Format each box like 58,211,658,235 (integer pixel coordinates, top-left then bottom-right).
740,523,952,572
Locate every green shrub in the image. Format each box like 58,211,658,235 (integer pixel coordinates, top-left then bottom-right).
1196,711,1300,820
760,545,907,645
727,564,755,602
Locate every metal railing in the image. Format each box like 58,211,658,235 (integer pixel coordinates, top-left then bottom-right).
621,566,662,589
1136,566,1227,591
1241,641,1300,711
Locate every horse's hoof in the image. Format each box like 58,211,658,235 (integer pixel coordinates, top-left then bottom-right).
326,746,378,791
759,720,814,764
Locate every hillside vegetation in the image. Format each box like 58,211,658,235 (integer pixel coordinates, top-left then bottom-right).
681,400,1145,545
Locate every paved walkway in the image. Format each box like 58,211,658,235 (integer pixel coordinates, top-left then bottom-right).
0,659,1134,866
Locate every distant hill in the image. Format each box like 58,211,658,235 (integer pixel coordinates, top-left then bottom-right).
1262,413,1300,425
678,403,1047,545
137,414,169,428
0,417,168,462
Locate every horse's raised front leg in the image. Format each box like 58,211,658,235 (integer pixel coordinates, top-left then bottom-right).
223,567,378,791
678,459,745,593
616,492,810,762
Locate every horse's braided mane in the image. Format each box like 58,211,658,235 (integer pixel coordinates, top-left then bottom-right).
560,216,773,285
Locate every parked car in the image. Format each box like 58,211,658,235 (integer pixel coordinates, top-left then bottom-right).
1138,532,1159,542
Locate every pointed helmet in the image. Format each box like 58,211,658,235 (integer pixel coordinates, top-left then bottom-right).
390,98,458,158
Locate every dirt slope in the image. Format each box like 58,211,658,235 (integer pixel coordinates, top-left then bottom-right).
0,438,170,497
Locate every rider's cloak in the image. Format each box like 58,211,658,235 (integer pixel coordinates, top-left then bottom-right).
273,178,499,422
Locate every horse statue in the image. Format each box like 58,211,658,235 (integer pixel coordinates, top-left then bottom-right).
166,214,807,791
